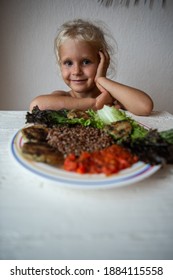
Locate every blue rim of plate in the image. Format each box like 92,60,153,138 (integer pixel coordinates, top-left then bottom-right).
11,129,161,189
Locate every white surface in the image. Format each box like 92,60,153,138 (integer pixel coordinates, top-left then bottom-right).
0,110,173,260
0,0,173,114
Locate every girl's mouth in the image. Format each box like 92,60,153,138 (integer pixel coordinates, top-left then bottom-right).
71,79,87,83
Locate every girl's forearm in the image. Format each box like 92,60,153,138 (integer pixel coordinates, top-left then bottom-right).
30,94,96,111
96,77,154,116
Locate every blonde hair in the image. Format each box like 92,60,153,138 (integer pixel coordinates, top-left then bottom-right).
54,19,117,78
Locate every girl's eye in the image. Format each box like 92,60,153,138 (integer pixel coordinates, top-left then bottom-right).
82,59,91,65
63,60,73,66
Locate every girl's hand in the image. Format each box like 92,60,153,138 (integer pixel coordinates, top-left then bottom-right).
94,80,123,110
94,81,114,110
95,50,110,80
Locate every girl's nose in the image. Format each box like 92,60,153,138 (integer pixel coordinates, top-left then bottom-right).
72,63,82,75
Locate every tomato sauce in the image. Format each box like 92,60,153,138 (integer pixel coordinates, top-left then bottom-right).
64,144,138,176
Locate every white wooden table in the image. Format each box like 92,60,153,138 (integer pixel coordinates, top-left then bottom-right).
0,110,173,260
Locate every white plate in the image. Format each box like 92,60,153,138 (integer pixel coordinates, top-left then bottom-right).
11,129,161,189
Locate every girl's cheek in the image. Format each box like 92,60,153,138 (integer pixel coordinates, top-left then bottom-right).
61,69,69,78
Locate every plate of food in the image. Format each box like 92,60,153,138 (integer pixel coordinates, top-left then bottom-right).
11,106,172,189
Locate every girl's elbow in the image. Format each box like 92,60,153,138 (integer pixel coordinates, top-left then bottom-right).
145,98,154,115
139,99,154,116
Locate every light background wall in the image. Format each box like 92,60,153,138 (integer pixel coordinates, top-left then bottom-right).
0,0,173,113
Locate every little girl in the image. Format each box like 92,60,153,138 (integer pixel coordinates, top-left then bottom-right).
30,19,153,116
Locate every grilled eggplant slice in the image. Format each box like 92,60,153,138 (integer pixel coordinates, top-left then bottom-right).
67,109,90,120
22,124,49,142
22,142,64,166
21,124,64,166
104,120,132,141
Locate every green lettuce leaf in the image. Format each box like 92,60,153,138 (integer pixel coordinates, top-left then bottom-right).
159,129,173,144
96,105,148,141
97,105,127,123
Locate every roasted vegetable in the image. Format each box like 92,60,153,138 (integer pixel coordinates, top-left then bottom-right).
22,142,64,166
22,124,49,142
103,120,132,141
123,129,173,164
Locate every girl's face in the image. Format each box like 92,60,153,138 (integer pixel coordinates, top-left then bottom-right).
59,39,100,97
